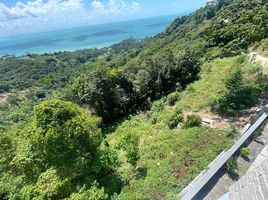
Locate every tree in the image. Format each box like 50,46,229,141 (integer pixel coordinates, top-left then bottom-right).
2,100,121,199
71,68,132,123
214,69,262,114
31,100,102,171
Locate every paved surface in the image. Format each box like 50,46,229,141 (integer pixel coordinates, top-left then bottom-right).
180,107,268,200
248,125,268,172
194,123,268,200
229,149,268,200
193,168,234,200
181,55,268,200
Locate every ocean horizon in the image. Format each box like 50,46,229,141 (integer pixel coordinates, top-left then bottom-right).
0,14,179,57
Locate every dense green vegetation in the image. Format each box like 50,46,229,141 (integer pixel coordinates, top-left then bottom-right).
1,0,268,199
0,49,104,92
182,114,202,129
0,100,121,199
178,56,268,112
69,50,200,122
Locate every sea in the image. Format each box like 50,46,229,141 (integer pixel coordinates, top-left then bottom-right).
0,15,179,57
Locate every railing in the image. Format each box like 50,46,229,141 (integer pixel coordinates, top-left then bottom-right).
179,105,268,200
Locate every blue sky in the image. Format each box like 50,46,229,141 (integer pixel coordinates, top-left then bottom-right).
0,0,207,37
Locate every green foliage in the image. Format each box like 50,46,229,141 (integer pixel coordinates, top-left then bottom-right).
0,102,8,111
178,56,245,111
33,168,72,200
109,119,233,199
183,114,202,129
0,49,106,92
71,68,132,123
0,100,120,199
240,147,251,156
0,134,15,173
214,67,265,114
166,92,180,106
71,50,200,123
252,38,268,56
167,112,184,129
178,55,268,113
36,90,46,99
1,0,268,199
226,157,238,174
31,100,102,169
149,99,183,129
118,133,140,165
226,125,239,139
225,69,243,91
0,93,35,131
69,183,108,200
6,95,21,106
151,99,165,113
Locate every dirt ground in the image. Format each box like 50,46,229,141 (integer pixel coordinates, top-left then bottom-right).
0,92,11,104
183,91,268,133
255,54,268,68
0,90,28,104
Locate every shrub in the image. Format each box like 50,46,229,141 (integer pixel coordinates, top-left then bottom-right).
214,69,264,114
0,134,14,172
118,133,140,165
225,157,238,174
36,91,46,99
167,112,184,129
183,114,202,129
226,125,239,139
166,92,180,106
1,100,121,200
70,183,108,200
150,116,157,125
167,107,183,129
151,100,165,113
240,147,251,156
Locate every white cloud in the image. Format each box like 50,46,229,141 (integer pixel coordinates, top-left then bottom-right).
92,0,105,10
0,0,141,37
91,0,140,15
0,0,84,21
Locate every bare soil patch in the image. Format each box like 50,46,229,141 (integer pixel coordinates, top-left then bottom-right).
0,93,11,104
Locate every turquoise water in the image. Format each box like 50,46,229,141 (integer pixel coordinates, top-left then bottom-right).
0,15,177,56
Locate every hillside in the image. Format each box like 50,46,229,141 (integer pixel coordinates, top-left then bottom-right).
1,0,268,199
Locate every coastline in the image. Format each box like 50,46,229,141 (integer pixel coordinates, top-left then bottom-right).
0,14,179,57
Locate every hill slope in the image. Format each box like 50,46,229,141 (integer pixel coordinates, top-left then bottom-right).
1,0,268,199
